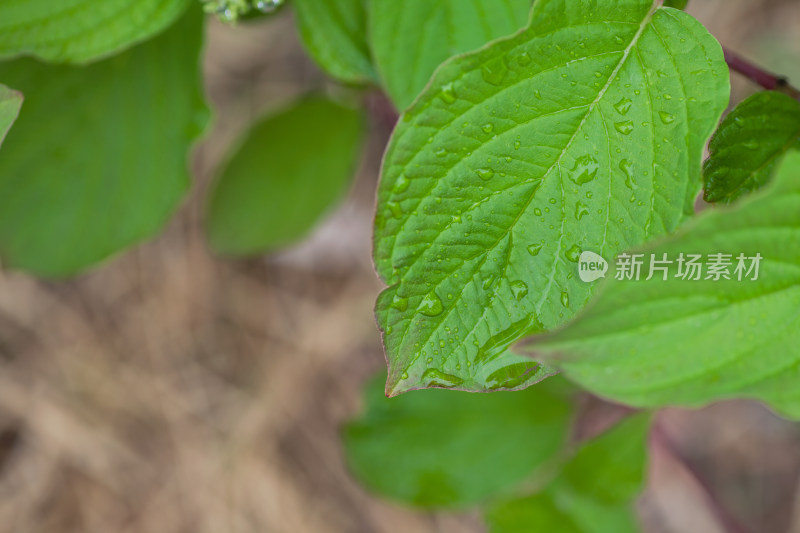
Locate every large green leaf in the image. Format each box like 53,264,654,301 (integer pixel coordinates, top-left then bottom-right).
206,97,364,256
368,0,533,109
485,415,649,533
703,91,800,203
520,152,800,418
0,84,23,148
0,0,190,64
343,374,575,508
374,0,729,396
0,7,207,278
293,0,376,84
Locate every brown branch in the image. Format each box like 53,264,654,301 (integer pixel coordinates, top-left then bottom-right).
723,46,800,101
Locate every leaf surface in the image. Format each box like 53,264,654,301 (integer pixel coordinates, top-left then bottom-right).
206,97,364,256
0,0,190,64
703,91,800,203
0,7,207,277
294,0,376,84
485,415,649,533
343,374,575,508
0,84,23,148
374,0,729,395
368,0,533,109
520,152,800,417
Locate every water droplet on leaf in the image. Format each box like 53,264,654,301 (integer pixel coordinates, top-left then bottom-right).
570,155,599,185
615,121,634,135
565,244,582,262
527,244,543,256
419,292,443,316
510,280,529,300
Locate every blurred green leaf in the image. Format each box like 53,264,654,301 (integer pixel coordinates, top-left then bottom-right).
0,84,22,148
0,0,190,64
368,0,533,109
206,97,364,256
663,0,688,9
0,6,208,277
485,415,650,533
374,0,729,396
520,152,800,418
294,0,376,84
704,91,800,203
343,374,575,508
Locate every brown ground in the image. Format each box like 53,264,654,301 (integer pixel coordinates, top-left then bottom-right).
1,1,799,532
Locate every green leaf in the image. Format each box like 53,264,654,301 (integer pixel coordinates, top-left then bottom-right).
663,0,688,9
0,7,208,278
519,152,800,418
368,0,533,109
0,0,190,64
343,374,575,508
703,91,800,203
0,84,23,148
374,0,729,396
206,97,364,256
485,414,649,533
293,0,376,84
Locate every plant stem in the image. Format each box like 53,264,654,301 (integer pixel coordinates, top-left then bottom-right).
723,46,800,101
651,423,753,533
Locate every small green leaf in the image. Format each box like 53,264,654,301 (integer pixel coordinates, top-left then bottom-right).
0,7,208,278
374,0,729,395
704,91,800,203
0,0,190,64
485,415,649,533
520,152,800,418
294,0,376,84
368,0,533,109
206,97,364,256
663,0,688,10
343,374,575,508
0,84,23,148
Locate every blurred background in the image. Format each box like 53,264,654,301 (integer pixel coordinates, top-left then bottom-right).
0,0,799,531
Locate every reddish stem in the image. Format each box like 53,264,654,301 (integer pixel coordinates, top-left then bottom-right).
723,47,800,101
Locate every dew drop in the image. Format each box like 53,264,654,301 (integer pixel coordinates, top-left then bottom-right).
439,82,457,104
565,244,582,263
476,168,495,180
561,291,570,308
482,123,494,134
518,51,532,66
435,148,447,158
392,175,410,194
422,368,464,388
391,294,408,312
481,56,508,86
619,159,636,188
527,243,543,256
614,97,632,115
534,207,542,216
510,280,529,300
615,121,634,135
514,140,522,150
388,202,403,218
575,201,589,220
659,111,675,124
419,292,443,316
570,155,600,185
